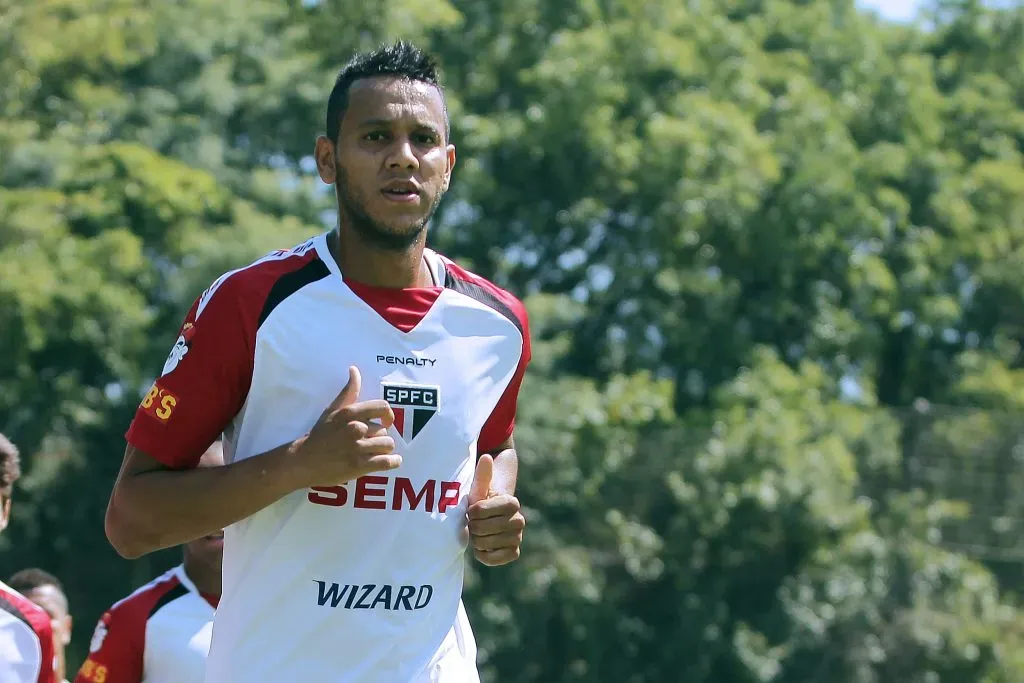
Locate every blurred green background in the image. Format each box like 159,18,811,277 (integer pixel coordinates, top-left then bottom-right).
2,0,1024,680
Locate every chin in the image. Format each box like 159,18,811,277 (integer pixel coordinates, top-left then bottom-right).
354,217,428,251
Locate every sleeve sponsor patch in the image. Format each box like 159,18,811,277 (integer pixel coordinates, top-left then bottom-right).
139,383,179,423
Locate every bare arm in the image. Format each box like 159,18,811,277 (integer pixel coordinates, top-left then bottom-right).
466,294,529,566
107,366,399,559
483,436,518,497
105,443,305,559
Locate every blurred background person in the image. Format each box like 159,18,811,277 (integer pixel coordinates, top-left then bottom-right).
0,434,57,683
9,569,73,683
75,441,224,683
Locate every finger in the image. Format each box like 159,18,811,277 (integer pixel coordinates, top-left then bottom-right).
358,435,397,456
344,420,388,441
468,512,526,537
467,495,520,521
363,453,403,473
471,531,524,553
326,366,361,414
469,454,493,506
364,422,389,439
342,400,395,428
475,547,520,567
344,420,370,439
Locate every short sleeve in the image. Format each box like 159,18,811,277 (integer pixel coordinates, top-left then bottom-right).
478,307,531,453
36,614,55,683
125,276,254,469
74,610,143,683
0,598,56,683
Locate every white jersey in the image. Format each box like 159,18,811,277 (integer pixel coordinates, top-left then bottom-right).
125,233,531,682
76,565,215,683
0,580,56,683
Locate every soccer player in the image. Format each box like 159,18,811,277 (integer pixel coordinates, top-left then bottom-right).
0,434,57,683
77,441,225,683
104,41,530,682
8,569,72,683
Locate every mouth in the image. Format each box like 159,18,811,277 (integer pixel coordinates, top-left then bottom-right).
381,180,421,203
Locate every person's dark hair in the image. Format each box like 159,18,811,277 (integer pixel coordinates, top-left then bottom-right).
0,433,20,498
9,568,63,595
325,40,448,143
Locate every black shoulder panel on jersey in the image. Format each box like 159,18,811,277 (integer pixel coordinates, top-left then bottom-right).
149,583,189,618
0,594,33,629
258,258,331,328
443,267,523,336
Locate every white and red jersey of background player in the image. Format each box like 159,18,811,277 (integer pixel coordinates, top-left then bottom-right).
124,232,530,682
0,579,57,683
75,565,215,683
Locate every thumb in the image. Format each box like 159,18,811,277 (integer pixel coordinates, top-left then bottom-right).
469,454,493,505
327,366,361,414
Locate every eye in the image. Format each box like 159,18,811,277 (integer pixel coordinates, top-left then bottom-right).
414,132,439,145
363,131,389,142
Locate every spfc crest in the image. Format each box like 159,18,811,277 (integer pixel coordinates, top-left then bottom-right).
383,382,439,442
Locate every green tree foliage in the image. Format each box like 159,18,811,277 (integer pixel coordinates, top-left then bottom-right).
1,0,1023,680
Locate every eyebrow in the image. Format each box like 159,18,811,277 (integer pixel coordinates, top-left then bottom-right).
358,118,442,136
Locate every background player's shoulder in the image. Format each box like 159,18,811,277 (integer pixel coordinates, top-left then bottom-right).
436,253,528,336
195,235,330,322
106,568,185,624
0,580,51,636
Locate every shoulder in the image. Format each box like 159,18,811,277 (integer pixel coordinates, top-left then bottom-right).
436,253,529,338
194,236,330,327
0,581,51,639
76,573,185,683
104,569,186,629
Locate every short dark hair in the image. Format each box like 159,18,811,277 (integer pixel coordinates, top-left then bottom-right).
325,40,448,142
0,434,20,498
9,568,63,595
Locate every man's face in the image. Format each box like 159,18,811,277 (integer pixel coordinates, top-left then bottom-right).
184,530,224,573
315,76,456,250
184,441,225,574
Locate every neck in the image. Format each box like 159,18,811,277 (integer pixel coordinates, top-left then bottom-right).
331,226,431,288
183,557,221,596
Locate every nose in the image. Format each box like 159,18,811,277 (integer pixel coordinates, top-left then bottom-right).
386,138,419,170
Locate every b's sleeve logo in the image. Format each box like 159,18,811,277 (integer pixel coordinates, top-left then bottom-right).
140,383,179,423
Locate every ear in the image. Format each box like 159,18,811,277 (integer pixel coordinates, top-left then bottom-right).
0,497,10,532
315,135,338,184
442,144,456,192
62,616,72,645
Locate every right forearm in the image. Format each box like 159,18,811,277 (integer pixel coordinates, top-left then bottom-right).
106,441,310,558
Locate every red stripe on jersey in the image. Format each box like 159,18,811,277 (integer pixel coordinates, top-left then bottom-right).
75,573,184,683
441,259,531,452
126,245,328,469
392,407,406,438
0,583,56,683
343,278,443,333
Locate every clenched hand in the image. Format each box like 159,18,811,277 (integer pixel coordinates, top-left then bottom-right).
466,454,525,566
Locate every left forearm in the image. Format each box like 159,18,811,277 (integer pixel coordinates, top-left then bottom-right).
488,448,518,496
